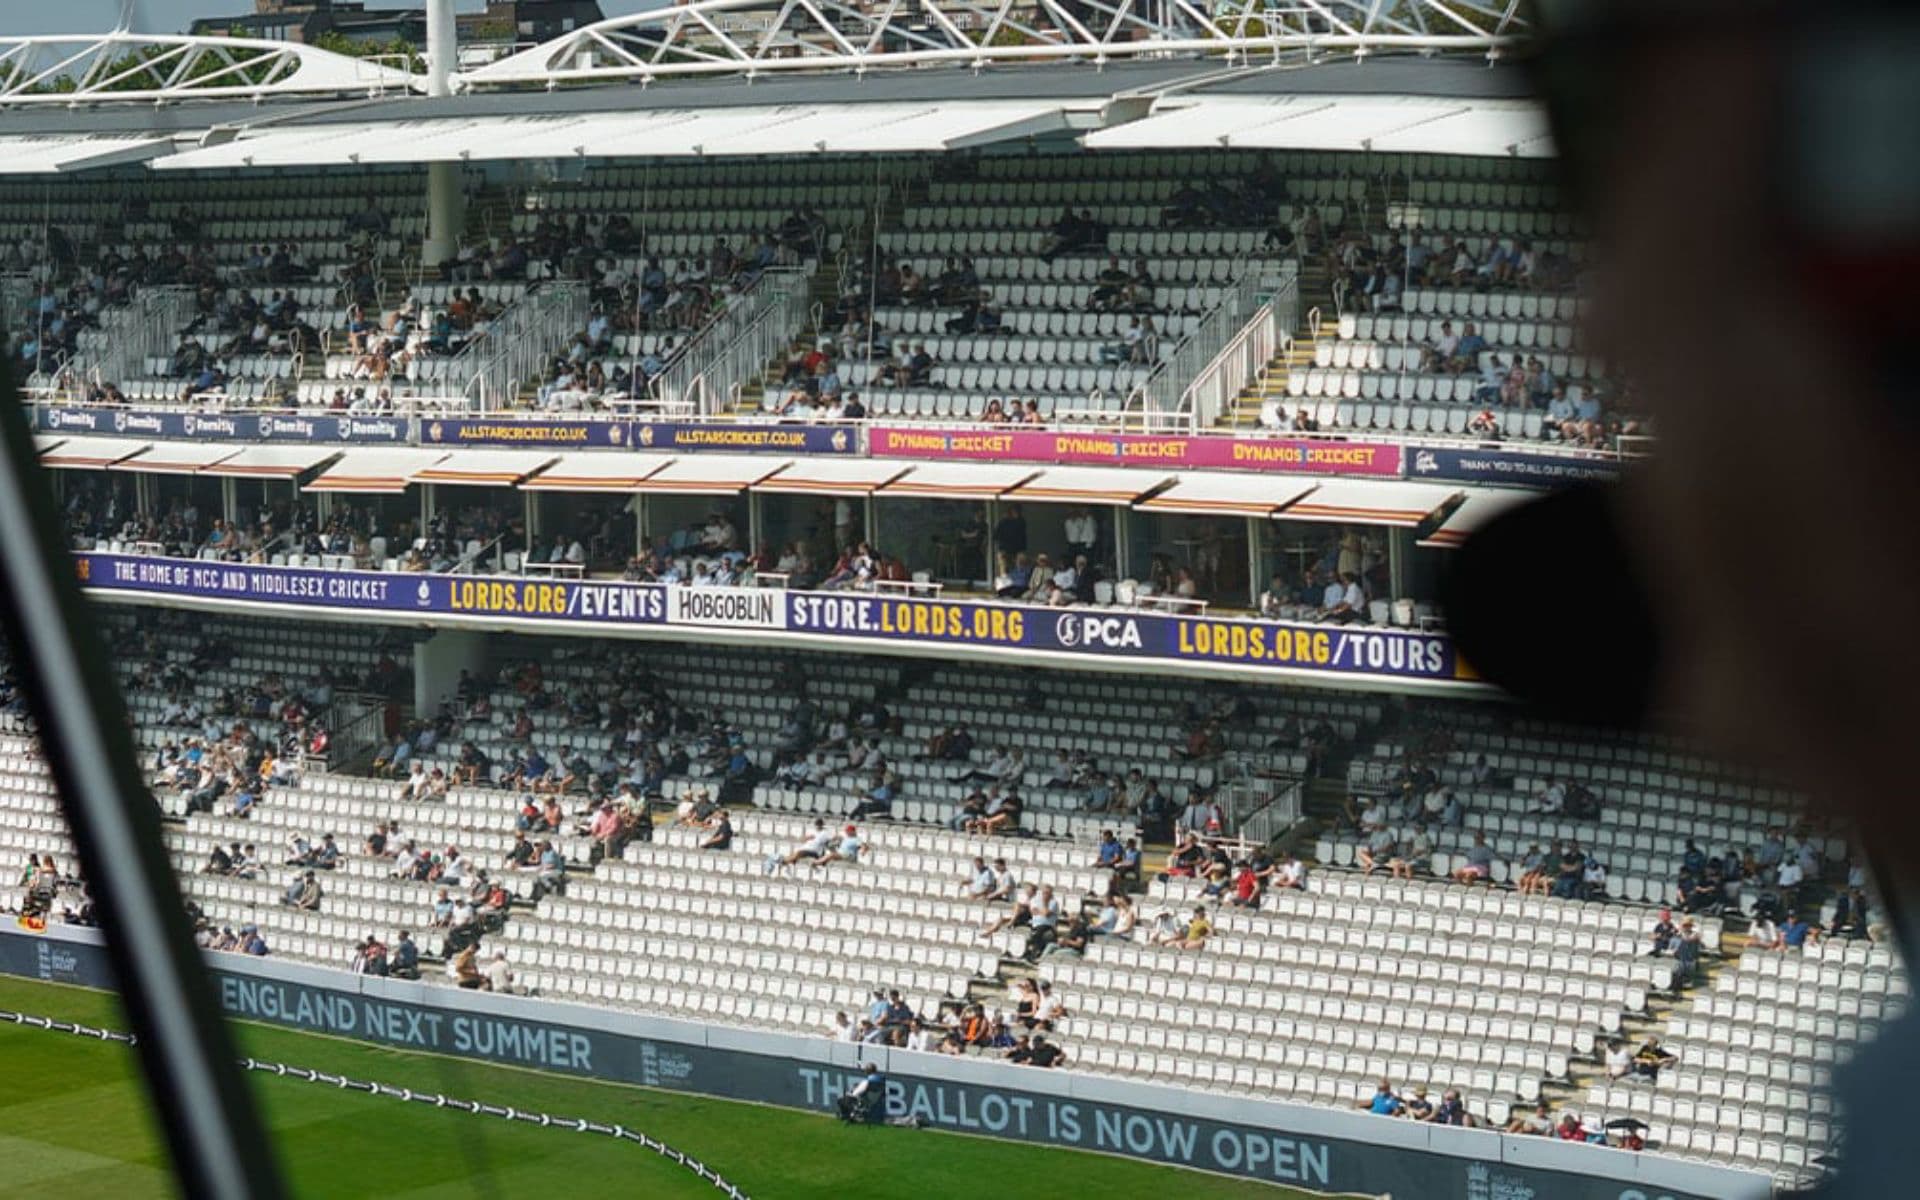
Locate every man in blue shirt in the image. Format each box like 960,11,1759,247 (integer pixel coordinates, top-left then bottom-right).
1362,1079,1403,1116
1781,913,1814,949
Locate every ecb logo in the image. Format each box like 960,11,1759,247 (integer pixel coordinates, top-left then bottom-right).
1055,614,1142,650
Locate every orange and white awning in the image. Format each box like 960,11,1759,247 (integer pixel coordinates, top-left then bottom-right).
520,452,675,492
410,450,559,487
108,442,248,474
629,454,789,495
39,436,151,469
1135,475,1318,518
754,460,910,496
1276,480,1463,528
878,462,1039,500
305,450,449,494
200,445,344,479
1005,466,1173,506
1417,490,1532,549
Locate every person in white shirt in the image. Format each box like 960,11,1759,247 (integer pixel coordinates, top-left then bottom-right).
1064,509,1097,557
830,1012,858,1042
1274,856,1306,890
1776,859,1805,892
1531,781,1567,815
1604,1038,1634,1079
905,1022,934,1053
1749,916,1780,950
484,950,514,993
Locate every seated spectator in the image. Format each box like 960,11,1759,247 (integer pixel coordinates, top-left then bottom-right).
1151,906,1212,950
1505,1103,1553,1135
1450,833,1495,884
1360,1079,1403,1117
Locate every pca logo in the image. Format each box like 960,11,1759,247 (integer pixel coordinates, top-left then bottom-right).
427,422,445,443
183,414,197,436
74,558,91,582
113,410,129,433
608,423,625,445
415,581,432,607
637,424,656,447
830,429,849,451
1055,614,1142,650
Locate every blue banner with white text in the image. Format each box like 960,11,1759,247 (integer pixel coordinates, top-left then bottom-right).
76,554,1469,684
1405,445,1622,487
35,406,409,444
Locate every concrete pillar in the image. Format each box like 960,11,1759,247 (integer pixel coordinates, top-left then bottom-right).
423,161,464,269
422,1,461,267
414,627,487,717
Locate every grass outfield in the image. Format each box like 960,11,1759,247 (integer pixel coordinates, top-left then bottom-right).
0,976,1324,1200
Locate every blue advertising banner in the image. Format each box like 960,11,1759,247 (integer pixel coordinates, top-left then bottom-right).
254,413,411,444
75,553,1468,684
76,554,667,627
631,422,858,455
35,406,409,444
785,595,1465,682
1406,445,1622,488
419,418,634,449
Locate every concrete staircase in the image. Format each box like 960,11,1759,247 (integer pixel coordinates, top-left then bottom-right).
1223,310,1332,429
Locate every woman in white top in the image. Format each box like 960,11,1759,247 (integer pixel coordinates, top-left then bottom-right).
1748,916,1780,951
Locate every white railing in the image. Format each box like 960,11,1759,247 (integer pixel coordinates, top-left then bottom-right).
651,267,810,417
462,283,588,413
1181,270,1301,430
1130,262,1296,432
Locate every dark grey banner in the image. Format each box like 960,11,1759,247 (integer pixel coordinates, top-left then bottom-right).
0,929,1764,1200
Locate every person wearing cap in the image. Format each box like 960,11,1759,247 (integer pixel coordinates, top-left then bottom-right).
281,869,322,911
1402,1086,1435,1121
809,824,867,871
836,1063,886,1123
313,833,339,870
1648,908,1679,956
240,925,268,957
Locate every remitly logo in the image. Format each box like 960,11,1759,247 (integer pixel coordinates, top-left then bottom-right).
1055,613,1143,650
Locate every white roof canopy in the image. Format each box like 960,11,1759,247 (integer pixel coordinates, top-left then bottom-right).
1085,96,1554,158
1417,489,1532,549
411,451,561,487
1004,466,1174,505
305,449,450,494
0,135,171,174
754,459,911,496
1277,480,1464,528
39,437,152,469
630,454,787,495
108,442,247,474
199,445,344,479
1135,474,1319,518
520,452,675,492
878,462,1040,500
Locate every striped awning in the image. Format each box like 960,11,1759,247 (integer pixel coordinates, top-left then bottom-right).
411,450,560,487
200,446,345,479
39,437,152,469
1004,467,1173,505
1135,475,1319,518
305,450,450,494
1277,480,1464,528
878,462,1040,500
754,460,911,496
1417,490,1532,549
629,455,788,495
520,452,676,492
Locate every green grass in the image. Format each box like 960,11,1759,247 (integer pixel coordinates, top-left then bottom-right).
0,976,1322,1200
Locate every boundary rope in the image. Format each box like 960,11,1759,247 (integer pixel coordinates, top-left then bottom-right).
0,1008,749,1199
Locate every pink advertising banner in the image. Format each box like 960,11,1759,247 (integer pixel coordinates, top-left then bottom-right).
868,427,1404,477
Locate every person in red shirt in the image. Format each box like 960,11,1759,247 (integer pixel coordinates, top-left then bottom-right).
1228,864,1263,909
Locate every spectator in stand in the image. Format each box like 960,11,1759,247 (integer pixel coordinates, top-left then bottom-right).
1648,908,1680,956
1505,1103,1553,1136
809,824,867,870
1672,920,1704,988
1515,844,1551,896
1451,833,1496,884
1152,906,1213,951
280,869,322,911
1781,911,1817,951
1360,1079,1404,1117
